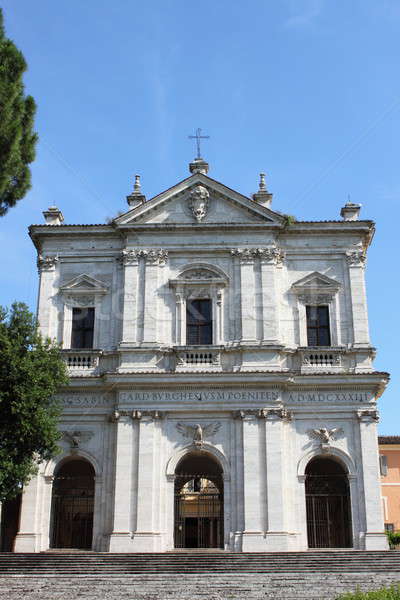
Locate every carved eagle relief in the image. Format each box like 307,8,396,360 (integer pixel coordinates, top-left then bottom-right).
307,427,343,444
176,422,221,445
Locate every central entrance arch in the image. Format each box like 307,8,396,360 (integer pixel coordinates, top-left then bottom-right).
174,452,223,549
305,457,352,548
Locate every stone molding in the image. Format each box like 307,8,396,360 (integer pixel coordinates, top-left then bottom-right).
109,409,165,422
37,254,58,272
233,408,291,421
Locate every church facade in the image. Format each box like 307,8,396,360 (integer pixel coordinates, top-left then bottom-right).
13,157,388,552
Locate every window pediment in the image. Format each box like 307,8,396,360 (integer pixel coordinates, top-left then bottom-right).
60,274,109,307
169,265,228,296
291,271,340,304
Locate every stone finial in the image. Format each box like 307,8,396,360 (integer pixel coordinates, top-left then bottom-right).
341,202,361,221
43,206,64,225
253,172,273,208
189,157,209,175
127,174,146,208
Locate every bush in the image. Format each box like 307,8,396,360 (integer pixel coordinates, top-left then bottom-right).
336,586,400,599
387,531,400,548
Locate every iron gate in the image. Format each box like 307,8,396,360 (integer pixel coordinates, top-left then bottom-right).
306,474,351,548
51,475,94,549
174,474,223,548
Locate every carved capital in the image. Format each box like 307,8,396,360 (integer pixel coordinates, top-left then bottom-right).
119,249,140,265
257,246,285,265
37,254,58,272
357,409,379,423
231,248,256,264
346,250,366,267
142,249,168,265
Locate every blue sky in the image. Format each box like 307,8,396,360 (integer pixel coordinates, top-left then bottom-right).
1,1,399,433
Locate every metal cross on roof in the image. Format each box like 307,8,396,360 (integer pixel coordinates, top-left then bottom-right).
188,128,210,159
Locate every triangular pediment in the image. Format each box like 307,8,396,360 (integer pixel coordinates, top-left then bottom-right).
292,271,341,292
114,173,285,227
60,274,109,294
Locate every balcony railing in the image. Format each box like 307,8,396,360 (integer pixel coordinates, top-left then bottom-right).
175,346,222,370
298,347,344,372
62,350,101,374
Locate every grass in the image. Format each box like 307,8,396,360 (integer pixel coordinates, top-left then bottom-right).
336,586,400,599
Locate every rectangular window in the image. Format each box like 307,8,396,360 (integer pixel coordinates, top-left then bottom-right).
186,299,212,345
71,307,95,348
385,523,394,533
306,306,331,346
380,455,388,477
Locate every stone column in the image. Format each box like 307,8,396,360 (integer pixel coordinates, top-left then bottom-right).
119,250,140,346
109,412,135,551
36,255,58,339
142,250,168,345
233,250,257,343
346,251,371,347
239,411,266,550
14,474,42,552
259,247,283,343
132,411,163,551
264,408,291,550
357,409,388,549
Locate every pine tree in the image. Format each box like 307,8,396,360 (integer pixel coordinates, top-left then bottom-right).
0,303,68,501
0,9,38,216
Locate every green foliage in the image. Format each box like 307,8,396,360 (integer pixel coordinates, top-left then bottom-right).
336,585,400,599
0,303,68,501
0,9,38,216
283,214,296,227
387,531,400,547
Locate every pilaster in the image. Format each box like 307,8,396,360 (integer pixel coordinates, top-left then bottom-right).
357,409,388,549
264,408,292,550
36,255,58,339
109,412,135,551
259,247,283,343
119,250,140,346
131,411,164,551
14,474,42,552
232,249,257,343
142,250,168,345
237,410,265,550
346,251,371,348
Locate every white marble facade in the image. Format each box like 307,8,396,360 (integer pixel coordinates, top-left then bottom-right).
13,158,389,552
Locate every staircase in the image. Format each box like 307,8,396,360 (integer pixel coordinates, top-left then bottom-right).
1,551,400,599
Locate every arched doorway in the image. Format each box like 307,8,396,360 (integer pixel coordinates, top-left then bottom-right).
51,458,95,549
305,457,352,548
174,452,223,549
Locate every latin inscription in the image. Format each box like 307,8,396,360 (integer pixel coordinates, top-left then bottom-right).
286,392,372,403
118,390,373,404
58,394,113,407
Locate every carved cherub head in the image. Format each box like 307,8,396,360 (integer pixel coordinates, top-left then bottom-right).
189,185,209,222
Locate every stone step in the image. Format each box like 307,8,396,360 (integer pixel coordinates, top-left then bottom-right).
1,573,400,600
